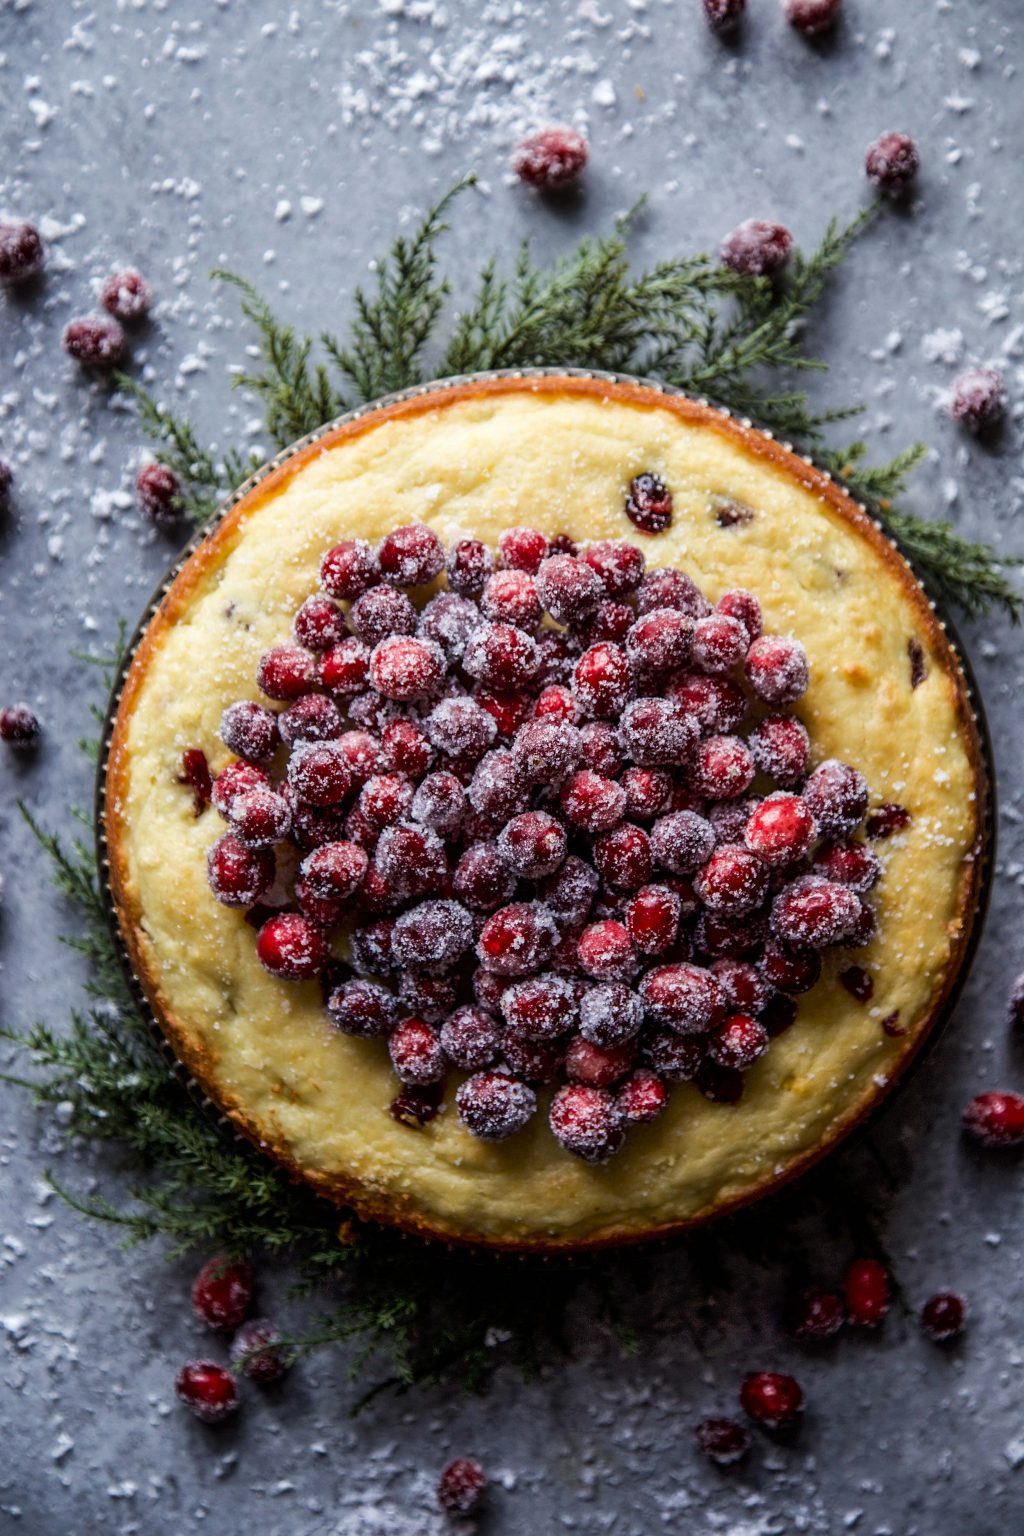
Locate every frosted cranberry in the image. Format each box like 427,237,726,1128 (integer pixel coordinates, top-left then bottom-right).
636,567,709,619
865,130,920,194
644,1028,703,1080
617,1067,668,1123
694,1418,750,1466
921,1292,966,1343
535,629,579,683
377,522,444,587
771,875,860,949
749,715,809,787
844,1258,890,1328
292,594,346,652
948,365,1006,433
230,1318,287,1383
650,810,715,875
388,1017,445,1086
207,834,274,906
573,642,631,720
641,962,722,1033
594,823,652,890
716,588,762,640
63,314,125,367
498,526,548,572
625,473,673,534
335,730,380,787
579,721,623,777
745,635,809,705
584,601,635,644
759,940,821,995
696,907,766,960
0,703,40,747
477,902,558,975
691,613,749,675
538,854,599,926
625,884,681,955
361,865,404,914
708,959,768,1016
191,1253,253,1331
350,585,417,648
626,608,693,678
579,982,644,1047
804,760,868,836
814,839,880,892
257,912,327,979
531,685,576,725
0,221,44,283
98,268,151,323
288,741,351,807
437,1456,487,1517
417,592,481,662
621,697,697,768
549,1083,624,1161
278,693,342,747
497,810,567,879
668,673,744,736
300,841,368,900
464,622,539,691
425,697,496,763
398,969,459,1024
792,1287,845,1340
576,920,636,982
501,1025,566,1084
175,1360,239,1424
295,873,347,929
380,718,433,776
695,845,767,917
227,786,292,847
744,793,815,867
375,821,446,895
320,539,378,599
468,749,527,820
315,638,368,696
370,635,445,701
582,538,646,597
513,126,588,191
536,553,603,624
447,537,493,596
695,735,754,799
327,978,399,1037
508,720,580,788
740,1371,804,1429
720,220,793,278
135,461,181,526
219,700,278,762
707,1013,768,1071
619,767,672,823
409,771,463,836
962,1090,1024,1148
566,1035,636,1088
559,769,625,834
784,0,841,35
358,773,413,831
501,973,577,1041
481,568,540,629
440,1007,500,1070
475,688,532,739
392,900,473,971
257,645,316,701
457,1071,536,1139
449,843,513,913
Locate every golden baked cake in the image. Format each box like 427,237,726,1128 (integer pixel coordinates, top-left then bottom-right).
104,374,986,1250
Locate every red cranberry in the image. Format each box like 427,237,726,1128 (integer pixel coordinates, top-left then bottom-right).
392,900,473,971
426,696,497,761
257,645,316,701
498,526,549,573
327,978,399,1037
295,873,346,929
745,636,809,706
288,741,351,807
388,1017,446,1085
501,973,577,1041
593,822,653,890
617,1067,668,1123
771,875,860,949
63,315,125,367
468,749,527,821
0,221,44,284
711,958,771,1014
410,770,465,835
481,568,540,629
813,839,880,892
101,268,152,321
510,718,581,787
749,715,809,787
278,694,343,748
497,810,567,879
694,1417,750,1466
464,622,539,691
582,538,646,597
557,770,624,834
358,773,413,831
578,720,623,776
512,127,588,191
626,608,693,679
315,638,367,695
716,588,762,640
667,674,744,738
398,969,459,1024
135,461,181,526
696,907,766,960
0,703,40,747
707,1013,768,1071
962,1090,1024,1148
447,537,493,595
376,820,446,896
641,961,722,1033
650,811,715,875
377,522,444,587
565,1035,636,1088
174,1360,239,1424
477,902,558,975
644,1028,703,1080
792,1287,845,1340
230,1318,288,1383
293,594,347,652
636,567,709,618
695,735,754,799
692,613,749,674
533,684,578,724
206,834,274,906
227,786,292,847
744,793,815,867
456,1071,536,1139
844,1258,890,1328
300,840,368,900
219,701,278,762
320,540,379,602
380,718,433,777
451,842,516,913
570,642,630,721
476,688,532,739
191,1254,253,1331
625,884,681,955
695,844,767,916
620,767,673,823
536,553,603,625
578,982,644,1047
549,1082,624,1162
257,912,328,980
538,854,599,925
865,802,911,840
783,0,841,35
440,1007,501,1070
721,220,793,278
350,583,416,645
577,920,637,982
739,1371,804,1428
625,473,673,534
621,697,697,768
370,635,445,701
419,591,481,661
803,759,868,836
865,131,920,194
948,366,1006,433
179,748,213,815
759,940,821,995
921,1292,966,1343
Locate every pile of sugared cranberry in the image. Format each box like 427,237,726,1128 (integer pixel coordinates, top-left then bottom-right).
199,491,884,1163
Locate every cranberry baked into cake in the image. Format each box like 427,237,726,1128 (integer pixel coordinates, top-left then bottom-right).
105,375,985,1249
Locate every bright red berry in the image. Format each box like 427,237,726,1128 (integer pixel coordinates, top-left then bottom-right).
739,1371,804,1429
174,1360,240,1424
962,1090,1024,1148
191,1254,253,1331
625,884,681,954
695,844,767,916
745,635,809,705
625,473,673,534
388,1016,446,1085
707,1013,768,1071
447,537,493,595
843,1258,891,1328
549,1082,624,1162
319,539,378,599
498,525,549,573
920,1292,966,1343
477,902,558,976
617,1067,668,1124
206,834,275,907
377,522,444,587
256,912,328,980
577,919,637,982
744,793,815,867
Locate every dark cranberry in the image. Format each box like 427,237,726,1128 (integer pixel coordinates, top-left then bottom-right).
804,760,868,836
668,674,745,737
625,473,673,534
762,993,798,1036
711,958,771,1015
948,366,1006,433
418,592,481,662
759,940,821,995
468,749,527,821
380,718,433,777
573,642,631,720
350,584,416,647
370,635,445,701
451,842,515,912
0,703,40,747
0,221,44,284
621,697,697,768
962,1091,1024,1148
865,131,920,194
744,793,815,867
377,522,444,587
389,1017,446,1085
135,461,181,526
865,802,911,840
410,771,464,835
641,961,722,1033
206,834,274,907
565,1035,636,1088
720,220,793,278
535,629,580,683
583,600,634,645
921,1292,966,1343
844,1258,890,1328
581,538,646,597
626,607,693,679
745,635,809,705
643,1028,703,1080
447,537,493,595
696,907,766,960
510,722,580,791
219,700,278,763
179,748,213,815
536,553,603,625
100,268,152,321
593,822,653,890
792,1287,845,1340
501,1025,566,1084
257,645,316,701
771,875,860,949
398,969,459,1024
538,853,599,925
278,694,342,748
288,741,351,807
839,964,873,1002
694,1417,750,1466
748,715,809,787
440,1006,501,1070
625,884,681,955
174,1360,239,1424
230,1318,288,1383
361,865,405,914
300,840,368,900
63,315,125,367
649,810,714,876
227,786,292,847
437,1456,487,1517
692,613,749,674
813,839,880,892
295,874,346,929
481,568,540,629
512,127,588,191
617,1067,668,1123
497,810,567,879
579,981,644,1047
391,1082,444,1126
392,900,473,971
498,526,549,573
636,567,709,619
319,539,378,599
327,978,399,1037
427,696,497,762
501,972,577,1041
578,720,623,777
464,622,539,691
707,1013,768,1070
476,688,532,739
376,821,446,897
191,1254,253,1331
783,0,841,35
739,1371,804,1428
549,1083,624,1161
256,912,327,979
477,902,558,975
695,845,767,916
456,1070,536,1139
695,735,754,799
577,920,637,982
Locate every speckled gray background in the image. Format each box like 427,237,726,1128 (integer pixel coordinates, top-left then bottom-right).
2,1,1023,1531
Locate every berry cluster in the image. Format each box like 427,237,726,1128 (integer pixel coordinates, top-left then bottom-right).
200,514,885,1163
174,1253,288,1424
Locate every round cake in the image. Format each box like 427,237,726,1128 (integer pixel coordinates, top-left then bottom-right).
103,373,987,1250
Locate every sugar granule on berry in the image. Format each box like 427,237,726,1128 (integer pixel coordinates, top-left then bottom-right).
577,919,637,982
947,366,1006,434
437,1456,487,1517
573,641,631,720
549,1082,625,1162
721,220,793,278
579,981,644,1047
512,718,582,785
803,759,868,836
191,1253,253,1332
328,978,399,1037
565,1035,636,1089
865,131,920,194
370,634,445,701
376,522,444,587
962,1090,1024,1149
101,267,153,321
621,696,697,768
0,703,41,748
739,1370,805,1429
536,552,603,625
456,1071,536,1140
63,315,125,368
745,634,809,705
625,884,681,955
174,1360,240,1425
626,607,693,678
257,912,328,980
230,1318,288,1383
426,695,497,761
513,126,588,191
695,1417,750,1466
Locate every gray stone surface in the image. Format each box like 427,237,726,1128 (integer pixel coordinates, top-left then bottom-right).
1,0,1023,1530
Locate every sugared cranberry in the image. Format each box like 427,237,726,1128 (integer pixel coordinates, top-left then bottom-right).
759,940,821,995
464,622,539,691
865,131,920,194
327,978,399,1037
278,695,342,749
644,1028,703,1080
739,1371,804,1429
572,642,631,721
426,696,497,762
626,608,693,679
377,522,444,587
398,969,459,1024
380,718,433,777
792,1287,845,1341
921,1292,966,1343
206,834,274,907
501,973,577,1041
292,594,347,652
498,526,549,573
962,1090,1024,1148
256,912,327,980
410,770,465,835
370,635,445,701
692,613,749,674
0,703,40,747
533,684,578,724
744,793,815,867
783,0,841,36
695,844,767,916
315,638,368,696
559,769,626,833
617,1067,668,1123
320,539,378,600
257,645,316,701
636,567,709,618
440,1006,501,1070
578,981,644,1047
390,1081,444,1127
174,1360,239,1424
456,1071,536,1139
694,1417,751,1466
481,568,541,630
227,786,292,848
468,749,527,821
230,1318,288,1383
179,748,213,815
349,584,416,645
511,718,582,787
749,715,809,787
477,902,558,975
101,268,152,321
538,854,600,925
771,875,860,949
475,688,532,739
497,810,567,879
288,741,351,807
549,1082,624,1162
376,820,446,896
219,700,279,763
501,1025,566,1084
63,315,125,367
192,1254,253,1331
721,220,793,277
716,588,762,641
813,839,880,892
300,840,368,900
711,958,771,1015
745,635,809,705
577,919,637,982
843,1258,890,1328
389,1017,446,1085
620,767,673,823
625,884,681,955
536,553,602,625
392,900,473,971
696,907,767,961
641,962,722,1033
295,874,346,929
694,735,754,799
670,673,746,736
447,537,493,595
513,127,588,192
707,1013,768,1071
803,760,868,836
593,822,653,890
621,697,697,768
582,538,646,597
565,1035,636,1089
135,461,181,526
947,366,1006,433
419,591,481,660
625,473,673,534
578,720,623,777
451,842,515,913
650,811,714,875
0,221,44,284
358,773,414,831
